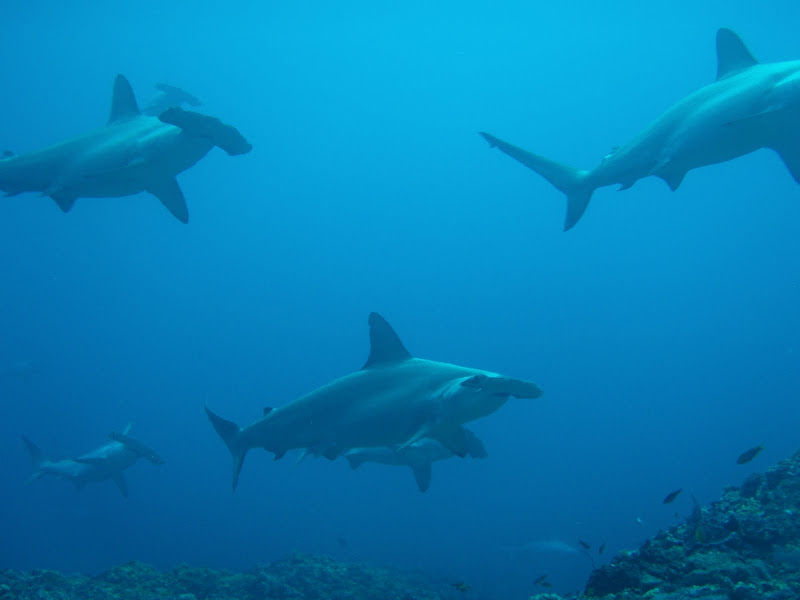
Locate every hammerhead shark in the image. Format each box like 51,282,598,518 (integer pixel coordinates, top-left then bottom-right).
206,312,542,491
481,28,800,230
0,74,251,222
344,429,487,492
22,426,164,498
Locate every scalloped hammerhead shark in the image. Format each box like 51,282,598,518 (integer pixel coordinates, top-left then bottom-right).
206,312,542,491
22,426,164,498
0,74,251,223
481,28,800,230
344,430,488,493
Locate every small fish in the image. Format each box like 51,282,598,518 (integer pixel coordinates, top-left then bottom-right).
737,445,764,465
635,517,644,526
598,543,605,555
663,488,683,504
451,582,470,593
578,539,591,550
534,574,549,585
540,581,553,589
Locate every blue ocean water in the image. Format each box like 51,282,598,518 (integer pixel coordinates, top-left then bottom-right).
0,1,799,597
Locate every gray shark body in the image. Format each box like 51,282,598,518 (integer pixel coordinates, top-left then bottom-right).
482,29,800,230
344,430,487,492
0,75,250,223
206,312,542,491
22,427,164,498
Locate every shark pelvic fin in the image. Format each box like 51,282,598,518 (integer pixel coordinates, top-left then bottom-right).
656,168,687,192
772,144,800,184
109,74,141,124
480,132,593,231
362,313,412,369
716,29,758,80
148,178,189,224
411,463,433,493
112,472,129,498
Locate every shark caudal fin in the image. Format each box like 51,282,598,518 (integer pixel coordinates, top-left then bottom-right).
480,132,594,231
21,435,48,483
205,406,249,492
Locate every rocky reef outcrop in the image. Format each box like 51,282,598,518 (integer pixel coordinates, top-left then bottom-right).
534,449,800,600
0,553,442,600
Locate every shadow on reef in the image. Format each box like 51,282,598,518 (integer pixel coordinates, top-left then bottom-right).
532,448,800,600
0,554,444,600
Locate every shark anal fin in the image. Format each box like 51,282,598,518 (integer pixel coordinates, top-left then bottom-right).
109,75,141,124
51,193,77,213
716,29,758,80
148,178,189,224
362,313,412,369
411,463,433,493
112,472,129,498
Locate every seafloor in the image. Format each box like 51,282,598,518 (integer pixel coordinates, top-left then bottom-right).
4,449,800,600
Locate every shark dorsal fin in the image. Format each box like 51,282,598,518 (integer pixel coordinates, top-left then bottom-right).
108,74,141,124
362,312,412,369
716,28,758,80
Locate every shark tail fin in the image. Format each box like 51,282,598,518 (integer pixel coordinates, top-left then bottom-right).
205,406,249,492
21,435,48,483
480,132,594,230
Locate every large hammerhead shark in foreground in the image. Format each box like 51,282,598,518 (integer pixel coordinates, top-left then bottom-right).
481,28,800,230
0,75,251,223
206,312,542,491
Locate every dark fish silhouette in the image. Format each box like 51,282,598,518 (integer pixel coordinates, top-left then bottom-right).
534,574,549,585
451,582,470,593
598,543,606,555
663,488,683,504
578,539,591,550
737,445,764,464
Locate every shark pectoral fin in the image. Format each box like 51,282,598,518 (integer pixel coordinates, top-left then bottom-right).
430,425,470,458
158,108,252,156
464,429,488,459
716,29,758,80
148,178,189,224
771,145,800,184
112,473,129,498
50,193,77,213
411,463,433,493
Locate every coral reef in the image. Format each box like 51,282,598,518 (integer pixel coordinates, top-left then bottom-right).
0,553,443,600
531,449,800,600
